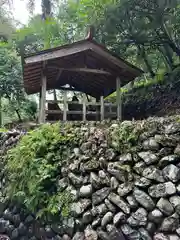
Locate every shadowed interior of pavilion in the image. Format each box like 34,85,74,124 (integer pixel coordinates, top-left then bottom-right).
22,37,143,123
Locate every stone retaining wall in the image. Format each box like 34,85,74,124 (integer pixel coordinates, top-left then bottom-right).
1,118,180,239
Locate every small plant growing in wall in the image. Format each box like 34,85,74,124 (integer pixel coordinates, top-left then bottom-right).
5,123,79,220
109,121,144,153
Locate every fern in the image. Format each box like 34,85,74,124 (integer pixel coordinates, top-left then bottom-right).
6,123,79,220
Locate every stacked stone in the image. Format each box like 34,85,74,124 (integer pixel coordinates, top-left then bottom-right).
1,120,180,239
55,122,180,240
0,204,61,240
0,130,24,153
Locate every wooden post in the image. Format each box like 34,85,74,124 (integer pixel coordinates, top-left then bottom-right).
96,98,99,121
109,102,112,116
38,91,42,123
116,77,122,121
83,94,86,121
39,74,47,123
63,91,67,121
100,96,104,121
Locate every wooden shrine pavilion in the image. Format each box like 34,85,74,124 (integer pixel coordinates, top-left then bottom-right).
22,38,143,123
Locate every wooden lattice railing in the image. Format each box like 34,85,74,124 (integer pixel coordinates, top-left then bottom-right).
45,99,118,121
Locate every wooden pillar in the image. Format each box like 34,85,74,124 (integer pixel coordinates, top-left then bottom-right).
100,96,104,121
38,91,42,123
116,77,122,121
83,94,86,121
63,91,67,121
39,74,47,123
96,97,100,121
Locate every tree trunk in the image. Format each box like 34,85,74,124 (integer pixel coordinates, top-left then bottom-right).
163,46,174,69
15,109,22,122
157,46,173,71
138,45,155,78
161,24,180,57
53,89,57,101
167,42,180,57
6,94,22,123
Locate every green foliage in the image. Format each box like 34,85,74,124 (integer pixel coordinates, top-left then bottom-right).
108,70,169,104
0,6,14,41
14,8,86,55
0,43,24,123
0,41,38,124
109,121,143,152
19,98,37,120
12,0,180,81
72,0,180,77
2,0,180,125
0,127,8,132
0,43,23,98
6,123,79,220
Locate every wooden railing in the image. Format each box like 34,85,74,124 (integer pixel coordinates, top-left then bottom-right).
45,98,117,121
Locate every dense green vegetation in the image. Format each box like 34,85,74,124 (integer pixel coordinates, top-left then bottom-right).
0,44,37,124
2,0,180,222
6,123,80,220
1,0,180,124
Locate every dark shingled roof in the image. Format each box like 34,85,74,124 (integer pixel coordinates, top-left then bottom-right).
23,39,143,98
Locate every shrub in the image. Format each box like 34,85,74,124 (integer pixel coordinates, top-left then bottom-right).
6,123,79,220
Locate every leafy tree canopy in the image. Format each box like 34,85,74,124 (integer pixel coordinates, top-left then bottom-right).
1,0,180,124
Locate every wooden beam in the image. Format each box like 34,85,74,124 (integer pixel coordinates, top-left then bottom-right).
39,69,47,123
48,66,111,75
63,91,68,121
89,42,143,76
46,110,101,116
38,91,42,123
67,67,111,75
55,69,63,82
100,96,104,121
82,94,86,121
96,98,100,121
25,42,90,64
116,77,122,121
24,41,142,77
46,99,117,107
